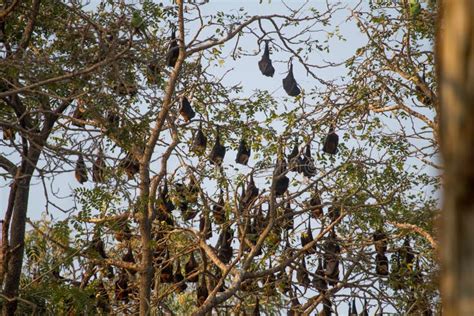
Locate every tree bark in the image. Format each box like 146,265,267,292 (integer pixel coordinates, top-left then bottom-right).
439,0,474,315
137,2,185,315
2,147,42,316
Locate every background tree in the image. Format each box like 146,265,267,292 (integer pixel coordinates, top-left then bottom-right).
439,0,474,315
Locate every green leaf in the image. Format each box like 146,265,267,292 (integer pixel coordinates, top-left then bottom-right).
409,0,421,17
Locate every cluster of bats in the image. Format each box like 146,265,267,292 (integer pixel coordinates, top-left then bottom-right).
258,41,301,97
84,187,423,314
70,30,339,184
64,31,428,314
67,33,346,312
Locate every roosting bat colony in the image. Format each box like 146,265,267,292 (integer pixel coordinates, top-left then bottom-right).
46,32,418,315
0,0,443,313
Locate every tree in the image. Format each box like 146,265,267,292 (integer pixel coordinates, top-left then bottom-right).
1,0,440,315
439,0,474,315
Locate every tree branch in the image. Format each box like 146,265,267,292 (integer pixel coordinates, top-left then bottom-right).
0,155,16,175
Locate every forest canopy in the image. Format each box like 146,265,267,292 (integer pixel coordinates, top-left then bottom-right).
0,0,440,315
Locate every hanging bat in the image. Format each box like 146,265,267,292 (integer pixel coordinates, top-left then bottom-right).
282,63,301,97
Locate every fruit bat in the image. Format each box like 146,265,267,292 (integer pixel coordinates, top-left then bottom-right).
399,238,415,266
301,144,317,177
322,125,339,155
174,182,189,214
373,230,387,254
192,123,207,155
122,247,137,275
177,178,199,215
209,130,226,165
159,251,174,283
324,257,339,285
235,138,251,165
122,247,135,264
217,225,233,264
296,257,311,287
115,271,130,302
275,174,289,196
274,158,289,196
258,41,275,77
314,258,328,292
173,261,187,292
115,222,132,242
91,236,114,279
415,65,432,105
196,277,208,306
185,252,199,283
324,231,341,255
248,215,262,256
328,205,341,224
283,202,294,231
282,63,301,97
324,232,340,285
254,204,267,233
288,140,302,172
75,153,88,184
179,96,196,122
309,187,323,219
118,153,139,180
212,268,225,292
199,214,213,240
413,258,423,283
157,179,175,214
166,29,179,68
212,191,226,225
92,237,106,258
147,62,160,84
92,149,106,183
241,175,259,209
158,210,175,227
300,221,316,254
416,85,433,105
106,111,120,129
187,176,200,204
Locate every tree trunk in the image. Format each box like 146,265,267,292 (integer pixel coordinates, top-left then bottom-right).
138,186,153,316
439,0,474,315
138,224,153,316
2,147,42,315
